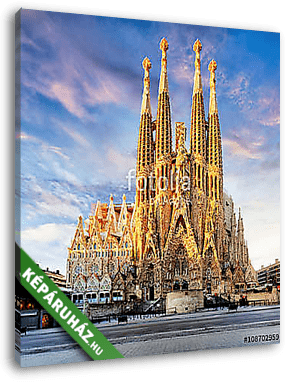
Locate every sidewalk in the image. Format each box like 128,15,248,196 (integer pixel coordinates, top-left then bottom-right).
22,304,280,337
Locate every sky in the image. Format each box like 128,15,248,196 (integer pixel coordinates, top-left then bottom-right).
16,9,280,274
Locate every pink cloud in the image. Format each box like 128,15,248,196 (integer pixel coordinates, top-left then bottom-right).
223,138,262,160
21,12,126,120
49,82,85,118
223,127,266,160
221,70,279,128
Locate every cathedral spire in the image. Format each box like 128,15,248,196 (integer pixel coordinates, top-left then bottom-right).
156,37,172,161
207,59,223,201
159,37,169,94
237,207,244,233
237,207,246,267
141,57,152,115
137,57,154,174
134,58,154,260
209,59,218,115
193,39,203,94
190,39,206,159
190,39,207,178
190,39,207,252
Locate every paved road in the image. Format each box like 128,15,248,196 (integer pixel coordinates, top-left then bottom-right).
16,306,280,366
103,307,279,343
17,306,280,354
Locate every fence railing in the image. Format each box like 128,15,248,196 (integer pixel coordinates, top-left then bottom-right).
247,299,278,306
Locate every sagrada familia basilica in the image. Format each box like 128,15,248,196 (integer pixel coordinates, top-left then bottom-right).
66,38,258,308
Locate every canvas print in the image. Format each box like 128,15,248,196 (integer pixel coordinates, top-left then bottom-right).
15,9,280,367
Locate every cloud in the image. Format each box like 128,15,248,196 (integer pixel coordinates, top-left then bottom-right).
19,136,78,192
21,223,76,243
49,82,85,118
44,68,123,120
107,147,136,177
223,138,263,160
21,223,77,274
59,125,91,148
48,146,70,161
171,61,194,84
35,189,81,218
16,131,71,161
21,11,138,122
223,129,265,160
254,89,280,127
227,73,249,98
220,69,279,129
169,30,216,87
82,78,121,105
21,175,88,220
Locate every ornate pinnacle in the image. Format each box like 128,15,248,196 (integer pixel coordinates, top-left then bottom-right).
160,37,169,53
208,59,217,73
142,57,151,76
208,59,218,114
141,57,152,114
193,39,202,93
159,38,169,94
193,39,202,53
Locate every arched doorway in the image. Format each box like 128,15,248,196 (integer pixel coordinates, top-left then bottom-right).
182,281,188,290
173,281,180,290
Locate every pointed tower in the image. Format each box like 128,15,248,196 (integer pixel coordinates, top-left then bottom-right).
137,57,154,177
134,57,155,261
155,37,173,195
136,57,154,206
155,37,172,164
154,37,173,250
190,39,207,251
204,59,225,263
230,203,238,267
237,207,246,268
190,39,207,163
207,59,223,202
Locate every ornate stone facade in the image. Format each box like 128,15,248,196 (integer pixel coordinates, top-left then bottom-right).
66,38,257,303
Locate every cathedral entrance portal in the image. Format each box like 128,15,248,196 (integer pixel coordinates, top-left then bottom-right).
182,281,188,290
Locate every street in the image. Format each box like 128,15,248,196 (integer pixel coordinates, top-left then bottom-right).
15,306,280,367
